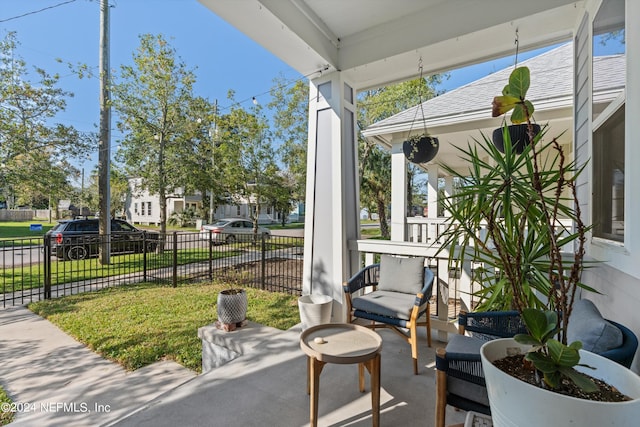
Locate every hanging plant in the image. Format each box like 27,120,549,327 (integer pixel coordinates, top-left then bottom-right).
403,133,439,163
492,123,541,154
403,57,439,164
491,33,540,154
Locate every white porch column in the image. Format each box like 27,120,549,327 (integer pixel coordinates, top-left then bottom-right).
443,176,454,216
427,165,439,218
390,141,408,241
302,72,360,322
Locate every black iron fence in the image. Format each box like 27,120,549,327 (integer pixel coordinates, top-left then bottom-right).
1,231,304,307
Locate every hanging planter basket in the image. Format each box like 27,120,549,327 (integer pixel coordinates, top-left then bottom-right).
403,134,440,164
492,124,541,154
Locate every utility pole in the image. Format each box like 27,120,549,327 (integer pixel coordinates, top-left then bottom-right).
209,99,218,224
98,0,111,264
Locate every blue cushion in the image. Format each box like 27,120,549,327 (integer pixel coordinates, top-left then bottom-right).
567,299,623,354
377,255,425,294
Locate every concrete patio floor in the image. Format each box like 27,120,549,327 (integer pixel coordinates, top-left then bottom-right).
1,304,468,426
110,323,468,427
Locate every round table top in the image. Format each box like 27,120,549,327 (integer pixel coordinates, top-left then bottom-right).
300,323,382,364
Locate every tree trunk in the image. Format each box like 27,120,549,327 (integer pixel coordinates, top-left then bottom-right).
376,194,389,239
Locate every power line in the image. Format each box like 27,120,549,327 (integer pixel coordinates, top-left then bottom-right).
0,0,79,23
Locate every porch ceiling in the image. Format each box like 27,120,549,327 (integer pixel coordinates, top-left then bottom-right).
198,0,584,90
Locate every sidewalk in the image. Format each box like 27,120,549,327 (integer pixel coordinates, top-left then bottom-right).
0,305,196,426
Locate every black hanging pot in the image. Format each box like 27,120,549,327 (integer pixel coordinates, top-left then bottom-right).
403,134,439,164
492,124,541,154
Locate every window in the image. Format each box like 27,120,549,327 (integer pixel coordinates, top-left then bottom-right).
593,105,625,242
147,202,152,216
592,0,625,243
141,202,146,216
134,203,138,215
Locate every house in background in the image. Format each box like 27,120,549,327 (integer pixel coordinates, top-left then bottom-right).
124,178,285,226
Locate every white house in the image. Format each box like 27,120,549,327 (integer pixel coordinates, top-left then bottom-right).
200,0,638,371
124,178,284,225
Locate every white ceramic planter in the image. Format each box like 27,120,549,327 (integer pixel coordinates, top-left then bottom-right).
480,338,640,427
298,294,332,330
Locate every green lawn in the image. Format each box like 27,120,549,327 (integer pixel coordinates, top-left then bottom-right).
29,280,300,373
0,220,55,240
0,386,13,425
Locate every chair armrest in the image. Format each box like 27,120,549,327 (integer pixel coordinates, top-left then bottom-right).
414,267,435,306
343,263,380,294
459,310,526,339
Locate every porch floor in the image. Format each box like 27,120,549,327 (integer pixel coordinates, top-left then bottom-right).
1,304,469,426
111,323,468,427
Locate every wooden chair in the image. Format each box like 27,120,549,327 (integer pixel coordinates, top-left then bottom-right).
343,255,434,375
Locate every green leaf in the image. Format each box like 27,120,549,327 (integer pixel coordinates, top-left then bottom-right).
560,367,599,393
507,66,530,99
514,333,541,346
526,351,557,373
521,308,556,341
547,339,580,367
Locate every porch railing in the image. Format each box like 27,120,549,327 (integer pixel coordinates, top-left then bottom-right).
406,216,575,249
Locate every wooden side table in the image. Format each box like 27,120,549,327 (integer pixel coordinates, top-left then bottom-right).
300,323,383,427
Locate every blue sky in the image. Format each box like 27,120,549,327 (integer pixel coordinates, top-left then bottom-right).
1,0,302,171
2,0,562,174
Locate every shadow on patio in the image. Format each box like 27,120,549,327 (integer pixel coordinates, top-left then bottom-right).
110,324,467,427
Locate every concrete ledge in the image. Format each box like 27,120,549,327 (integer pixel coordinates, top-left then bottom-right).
198,321,284,372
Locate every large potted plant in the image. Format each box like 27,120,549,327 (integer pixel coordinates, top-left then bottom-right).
439,66,640,426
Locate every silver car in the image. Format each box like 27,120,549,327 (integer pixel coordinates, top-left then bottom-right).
199,218,271,244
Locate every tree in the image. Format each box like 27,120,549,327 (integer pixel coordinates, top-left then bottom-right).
217,100,280,236
357,75,445,235
84,165,129,218
0,32,92,208
112,34,197,241
268,76,309,203
176,96,221,222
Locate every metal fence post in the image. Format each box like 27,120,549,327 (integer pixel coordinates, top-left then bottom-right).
261,233,266,290
143,231,148,282
208,230,213,280
172,231,178,288
44,234,52,299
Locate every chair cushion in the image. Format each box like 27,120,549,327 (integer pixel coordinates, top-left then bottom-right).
445,334,484,359
377,255,425,294
567,299,623,354
351,290,415,320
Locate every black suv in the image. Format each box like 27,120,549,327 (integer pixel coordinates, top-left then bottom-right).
47,218,160,260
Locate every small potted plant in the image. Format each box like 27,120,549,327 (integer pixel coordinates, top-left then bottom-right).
439,66,640,426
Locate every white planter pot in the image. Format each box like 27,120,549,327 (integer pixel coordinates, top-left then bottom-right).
480,338,640,427
298,294,332,330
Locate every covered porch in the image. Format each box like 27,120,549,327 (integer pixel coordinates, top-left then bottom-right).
200,0,640,378
196,0,639,365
